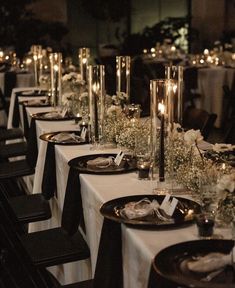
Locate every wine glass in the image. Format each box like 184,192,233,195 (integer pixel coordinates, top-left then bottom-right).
196,169,222,239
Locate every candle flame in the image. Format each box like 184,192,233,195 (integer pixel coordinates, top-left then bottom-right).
158,102,165,114
54,64,59,72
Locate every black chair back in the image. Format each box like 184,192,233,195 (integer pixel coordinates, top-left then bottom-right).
183,106,217,140
0,203,51,288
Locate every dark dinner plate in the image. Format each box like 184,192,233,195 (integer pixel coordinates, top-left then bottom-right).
153,239,235,288
40,131,87,145
68,153,137,174
100,194,200,228
31,111,74,121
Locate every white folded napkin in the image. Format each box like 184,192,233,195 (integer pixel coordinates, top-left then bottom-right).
51,132,81,142
119,198,170,221
26,99,44,106
187,247,235,273
21,90,37,95
43,112,62,119
87,157,114,169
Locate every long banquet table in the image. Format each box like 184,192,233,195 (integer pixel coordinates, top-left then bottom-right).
20,103,232,287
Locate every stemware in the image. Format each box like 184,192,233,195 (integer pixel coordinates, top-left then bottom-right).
196,170,223,238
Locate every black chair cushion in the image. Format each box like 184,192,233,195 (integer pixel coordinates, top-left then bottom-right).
0,128,24,141
21,227,90,267
0,159,34,179
8,193,51,224
0,141,27,158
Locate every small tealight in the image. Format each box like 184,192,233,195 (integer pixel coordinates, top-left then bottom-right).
137,161,150,180
196,213,214,238
74,113,82,124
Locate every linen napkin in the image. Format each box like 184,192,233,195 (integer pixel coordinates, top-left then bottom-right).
25,118,38,169
93,218,123,288
41,143,56,200
12,91,20,127
61,167,84,235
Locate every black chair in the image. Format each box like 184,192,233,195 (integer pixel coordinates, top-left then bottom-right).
0,192,90,267
183,106,217,140
224,116,235,144
183,67,201,108
0,203,92,288
0,127,24,141
0,180,51,226
0,140,28,159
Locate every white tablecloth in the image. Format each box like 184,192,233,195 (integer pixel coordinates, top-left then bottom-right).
26,107,232,287
7,86,40,129
197,67,235,128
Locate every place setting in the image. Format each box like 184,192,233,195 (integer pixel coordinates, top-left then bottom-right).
30,110,74,121
20,98,50,108
68,151,137,175
100,194,200,229
150,239,235,288
40,129,88,145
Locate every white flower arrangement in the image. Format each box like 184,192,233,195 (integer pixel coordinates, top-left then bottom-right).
184,129,204,146
103,104,150,151
216,172,235,222
62,72,86,102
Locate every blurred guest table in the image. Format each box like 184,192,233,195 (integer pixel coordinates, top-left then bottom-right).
197,66,235,128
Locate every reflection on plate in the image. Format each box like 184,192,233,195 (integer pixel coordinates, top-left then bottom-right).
31,111,74,121
153,239,235,288
68,153,137,174
20,99,50,107
40,131,87,145
100,195,200,228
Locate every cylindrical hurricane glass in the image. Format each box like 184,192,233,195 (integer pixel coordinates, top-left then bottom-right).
165,65,184,126
88,65,106,146
116,56,130,104
32,45,42,86
79,47,90,83
50,52,62,109
150,79,177,183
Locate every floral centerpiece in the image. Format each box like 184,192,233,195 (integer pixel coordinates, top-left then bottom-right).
217,172,235,223
62,72,86,102
61,72,88,118
104,93,150,151
167,128,231,197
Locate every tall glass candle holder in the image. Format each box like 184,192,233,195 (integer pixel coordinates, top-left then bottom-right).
116,56,130,104
165,65,184,126
32,45,42,86
150,79,177,183
79,48,90,83
88,65,105,147
50,52,62,108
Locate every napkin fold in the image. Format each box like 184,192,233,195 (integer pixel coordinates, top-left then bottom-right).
187,249,234,273
87,157,114,169
51,132,81,143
